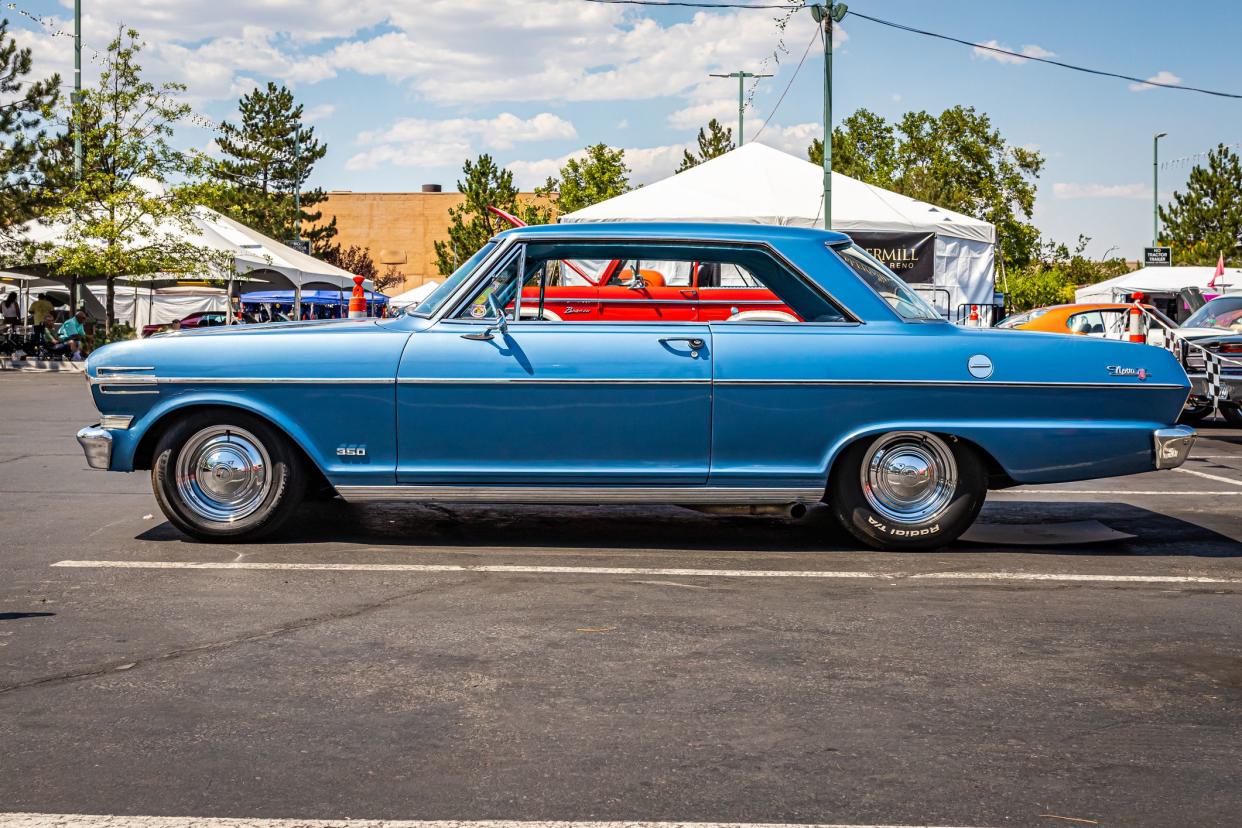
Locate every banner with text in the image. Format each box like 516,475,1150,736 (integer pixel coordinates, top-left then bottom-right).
845,231,936,284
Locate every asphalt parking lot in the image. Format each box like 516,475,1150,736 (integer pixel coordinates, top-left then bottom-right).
2,372,1241,828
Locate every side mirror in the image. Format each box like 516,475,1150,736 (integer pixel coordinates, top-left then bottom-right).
628,274,647,291
461,293,510,341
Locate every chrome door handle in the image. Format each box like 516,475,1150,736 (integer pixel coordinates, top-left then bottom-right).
660,336,705,350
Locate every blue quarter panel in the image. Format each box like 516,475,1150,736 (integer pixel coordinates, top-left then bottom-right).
708,322,1189,486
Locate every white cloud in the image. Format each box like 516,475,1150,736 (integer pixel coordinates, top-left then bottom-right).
972,40,1056,65
348,113,576,171
1129,70,1182,92
508,142,690,189
754,122,821,158
304,104,336,123
1053,182,1150,200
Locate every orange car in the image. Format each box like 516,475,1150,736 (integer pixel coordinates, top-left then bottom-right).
997,303,1175,337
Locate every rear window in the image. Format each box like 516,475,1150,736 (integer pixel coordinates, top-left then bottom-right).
831,243,943,321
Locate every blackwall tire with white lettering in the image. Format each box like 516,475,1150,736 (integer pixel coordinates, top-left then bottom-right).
828,431,986,551
151,410,306,542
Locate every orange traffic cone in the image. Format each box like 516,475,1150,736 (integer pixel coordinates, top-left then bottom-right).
1128,304,1145,343
349,275,367,319
968,305,980,326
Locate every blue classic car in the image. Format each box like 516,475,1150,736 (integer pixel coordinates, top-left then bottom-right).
78,223,1197,550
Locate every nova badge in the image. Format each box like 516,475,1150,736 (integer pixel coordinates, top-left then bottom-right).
1106,365,1148,381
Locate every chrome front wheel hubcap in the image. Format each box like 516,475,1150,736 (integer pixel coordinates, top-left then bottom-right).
175,426,272,523
861,432,957,524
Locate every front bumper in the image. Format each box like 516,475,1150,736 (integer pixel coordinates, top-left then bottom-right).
76,425,113,470
1153,425,1196,470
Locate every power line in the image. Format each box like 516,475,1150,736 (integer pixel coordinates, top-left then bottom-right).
847,9,1242,100
751,22,818,141
581,0,801,7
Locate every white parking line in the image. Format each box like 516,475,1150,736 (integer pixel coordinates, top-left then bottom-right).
0,815,990,828
999,488,1242,496
50,560,1242,586
1174,467,1242,486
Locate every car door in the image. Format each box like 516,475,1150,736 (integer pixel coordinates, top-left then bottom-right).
395,244,712,484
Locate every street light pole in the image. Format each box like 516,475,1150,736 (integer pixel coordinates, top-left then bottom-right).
1153,131,1167,246
708,70,771,146
811,3,847,230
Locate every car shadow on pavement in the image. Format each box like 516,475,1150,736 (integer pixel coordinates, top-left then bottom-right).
134,497,1242,557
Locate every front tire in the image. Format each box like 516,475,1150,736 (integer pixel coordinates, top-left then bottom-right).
828,431,986,551
151,410,306,542
1219,404,1242,427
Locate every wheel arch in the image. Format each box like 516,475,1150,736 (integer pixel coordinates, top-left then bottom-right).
130,398,331,491
823,425,1017,492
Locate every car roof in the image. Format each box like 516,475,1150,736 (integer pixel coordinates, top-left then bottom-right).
495,221,853,246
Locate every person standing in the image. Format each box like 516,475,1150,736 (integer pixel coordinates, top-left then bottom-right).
29,294,54,326
2,292,19,331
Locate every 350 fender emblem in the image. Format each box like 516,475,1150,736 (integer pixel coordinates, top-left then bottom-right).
336,446,367,456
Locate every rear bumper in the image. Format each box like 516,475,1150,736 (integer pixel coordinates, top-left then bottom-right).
1188,373,1242,403
1153,425,1195,470
76,425,113,470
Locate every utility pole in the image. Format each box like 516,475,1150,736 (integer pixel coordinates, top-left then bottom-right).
810,3,847,230
708,70,771,146
1153,131,1167,246
292,132,302,245
70,0,82,311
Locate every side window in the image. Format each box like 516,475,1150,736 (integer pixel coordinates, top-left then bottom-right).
605,259,692,288
1067,311,1104,335
451,248,524,320
696,261,763,288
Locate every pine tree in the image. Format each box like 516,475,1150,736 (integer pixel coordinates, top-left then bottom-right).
0,18,61,237
205,82,336,250
433,154,549,276
676,118,734,173
535,143,630,215
1159,145,1242,265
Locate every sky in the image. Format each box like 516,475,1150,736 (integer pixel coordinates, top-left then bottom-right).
8,0,1242,260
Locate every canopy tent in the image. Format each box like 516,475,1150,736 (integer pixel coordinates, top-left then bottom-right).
84,284,228,330
1075,266,1242,304
560,143,997,313
9,180,371,319
241,289,389,305
388,280,441,309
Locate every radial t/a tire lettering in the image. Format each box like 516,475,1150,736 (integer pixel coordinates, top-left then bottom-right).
828,431,987,551
151,410,306,542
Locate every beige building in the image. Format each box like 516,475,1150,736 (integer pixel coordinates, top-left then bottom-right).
312,189,540,294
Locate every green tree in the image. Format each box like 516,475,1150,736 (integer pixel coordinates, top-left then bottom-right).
535,143,630,215
0,18,61,237
34,29,229,330
809,106,1044,268
201,82,336,251
432,154,550,277
1005,235,1131,312
676,118,734,173
317,243,376,281
1159,144,1242,265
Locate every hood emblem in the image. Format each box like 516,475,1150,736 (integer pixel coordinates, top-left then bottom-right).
1107,365,1148,380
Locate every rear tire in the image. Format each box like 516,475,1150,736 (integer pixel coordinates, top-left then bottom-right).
828,431,986,551
151,410,306,542
1180,402,1214,426
1220,404,1242,427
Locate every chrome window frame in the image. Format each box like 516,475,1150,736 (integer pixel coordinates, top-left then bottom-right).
427,235,863,327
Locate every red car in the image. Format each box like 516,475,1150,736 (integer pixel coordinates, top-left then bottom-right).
515,257,798,322
487,208,797,322
141,310,244,338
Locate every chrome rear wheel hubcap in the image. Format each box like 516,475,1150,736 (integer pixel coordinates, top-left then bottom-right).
861,432,957,524
175,426,271,523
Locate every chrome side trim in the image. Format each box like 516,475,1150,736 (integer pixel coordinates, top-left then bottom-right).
715,379,1189,390
1154,425,1196,470
336,485,824,505
88,376,394,386
96,366,154,374
76,426,112,470
99,414,134,430
397,377,710,385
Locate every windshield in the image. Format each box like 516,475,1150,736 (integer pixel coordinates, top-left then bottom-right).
412,242,497,317
997,308,1050,328
832,243,943,321
1182,296,1242,332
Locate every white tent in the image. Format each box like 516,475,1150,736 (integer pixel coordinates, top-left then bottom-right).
389,280,440,309
1075,266,1242,303
12,180,370,317
560,143,997,312
85,284,228,331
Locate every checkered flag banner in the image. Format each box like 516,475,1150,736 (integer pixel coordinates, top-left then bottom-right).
1204,347,1225,414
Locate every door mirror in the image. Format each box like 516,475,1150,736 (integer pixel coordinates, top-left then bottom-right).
461,294,509,342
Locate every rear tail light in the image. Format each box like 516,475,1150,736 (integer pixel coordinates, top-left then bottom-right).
1217,342,1242,354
